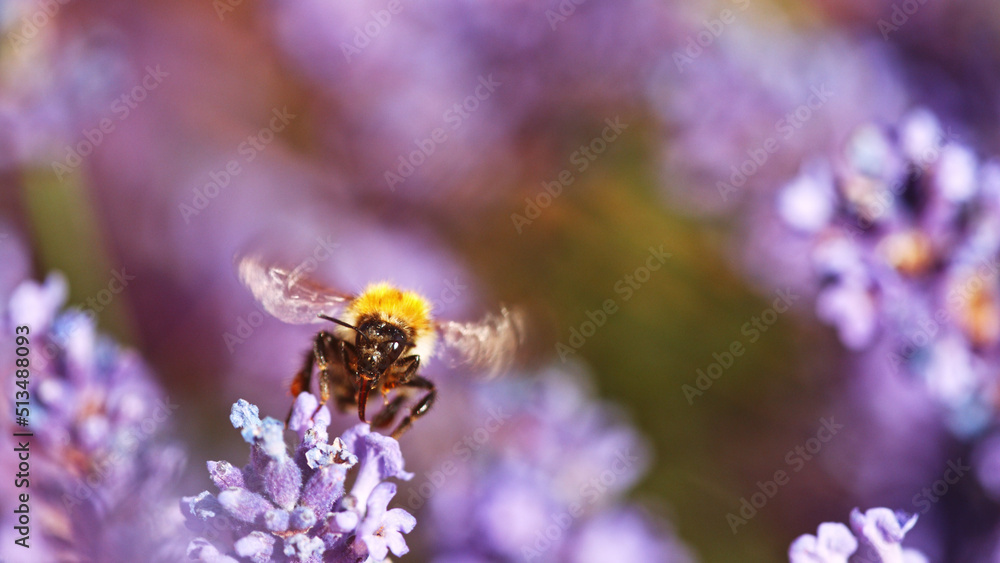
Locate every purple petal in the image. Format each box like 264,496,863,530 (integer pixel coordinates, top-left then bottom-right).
341,424,412,507
356,483,414,560
382,508,417,556
850,507,917,545
300,465,348,515
306,436,357,469
816,282,878,350
283,533,325,560
288,392,331,440
183,491,224,521
290,506,317,530
265,509,290,533
257,417,289,459
329,510,359,533
361,482,397,528
218,488,274,524
187,538,240,563
778,162,836,232
261,455,303,510
816,523,858,556
789,522,857,563
234,531,275,561
8,273,67,332
341,423,412,479
361,533,389,562
230,399,261,432
208,460,245,490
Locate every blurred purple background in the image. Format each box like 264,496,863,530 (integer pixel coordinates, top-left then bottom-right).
4,0,1000,561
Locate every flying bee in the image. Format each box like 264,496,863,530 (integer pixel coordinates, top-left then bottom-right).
238,255,525,438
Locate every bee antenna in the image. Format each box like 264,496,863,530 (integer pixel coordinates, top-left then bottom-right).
319,314,356,331
319,315,370,343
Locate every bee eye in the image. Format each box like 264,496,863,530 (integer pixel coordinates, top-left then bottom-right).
388,341,401,353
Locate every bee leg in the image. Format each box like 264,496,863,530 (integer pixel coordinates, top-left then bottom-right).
371,395,408,429
390,375,436,439
290,347,315,398
372,355,420,428
286,332,330,423
395,354,421,384
335,340,360,412
285,331,337,426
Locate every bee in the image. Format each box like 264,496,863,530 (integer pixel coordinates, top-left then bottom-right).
238,255,525,437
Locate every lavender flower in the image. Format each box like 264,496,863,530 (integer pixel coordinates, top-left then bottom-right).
768,108,1000,435
0,273,186,562
425,364,693,563
790,508,926,563
183,392,416,562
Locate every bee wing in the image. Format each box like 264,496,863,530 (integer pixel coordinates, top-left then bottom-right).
237,254,351,324
435,306,526,377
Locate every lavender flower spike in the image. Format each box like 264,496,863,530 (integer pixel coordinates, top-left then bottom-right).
790,508,927,563
0,273,186,562
182,392,416,562
767,108,1000,435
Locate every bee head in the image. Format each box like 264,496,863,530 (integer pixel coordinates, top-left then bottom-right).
320,315,408,382
355,320,408,380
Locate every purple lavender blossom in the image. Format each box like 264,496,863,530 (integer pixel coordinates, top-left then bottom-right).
0,273,186,562
768,107,1000,435
425,364,693,563
790,508,926,563
183,392,416,562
